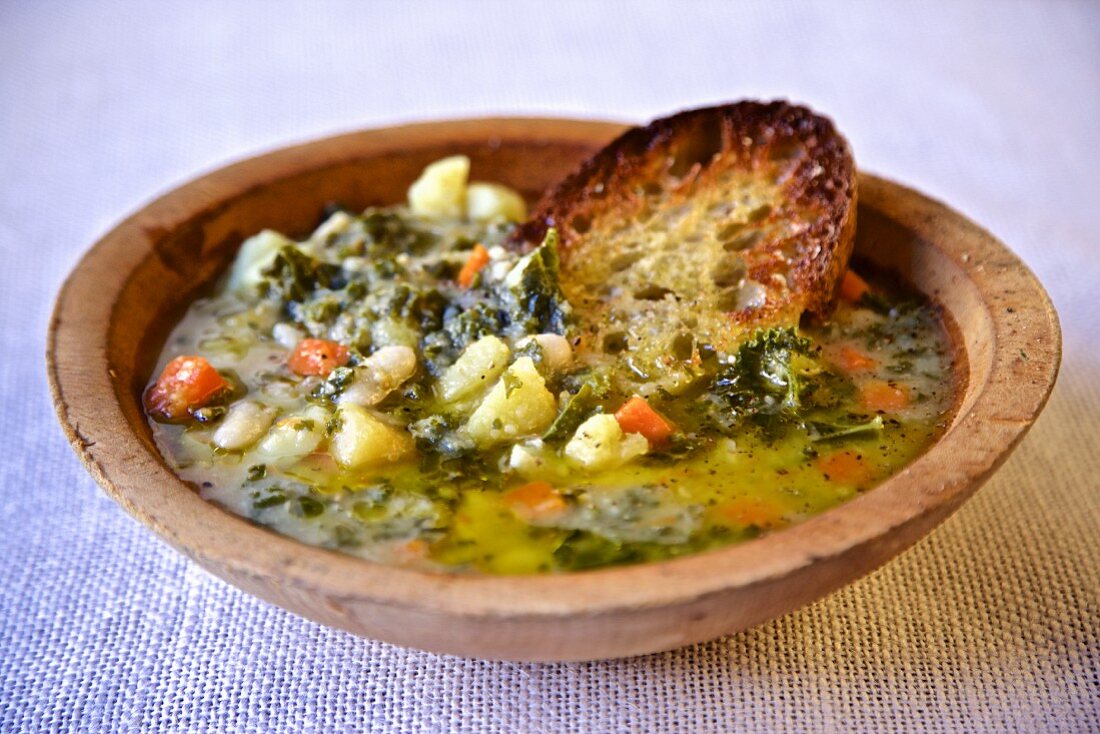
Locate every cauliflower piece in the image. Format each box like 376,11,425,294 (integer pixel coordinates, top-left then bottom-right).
465,357,557,447
564,414,649,472
466,182,527,222
407,155,470,218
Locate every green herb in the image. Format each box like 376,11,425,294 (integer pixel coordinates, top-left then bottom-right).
295,496,325,518
252,486,287,509
502,370,523,397
246,464,267,482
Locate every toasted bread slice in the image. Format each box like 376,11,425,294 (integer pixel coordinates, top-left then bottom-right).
511,101,857,392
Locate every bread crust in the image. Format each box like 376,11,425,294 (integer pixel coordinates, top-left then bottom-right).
512,101,857,334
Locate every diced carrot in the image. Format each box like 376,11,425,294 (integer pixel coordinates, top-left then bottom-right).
457,243,491,288
839,270,871,303
816,450,873,486
614,396,676,448
835,345,877,372
288,338,350,377
715,497,784,529
144,355,230,422
393,538,429,563
860,380,910,412
502,481,568,522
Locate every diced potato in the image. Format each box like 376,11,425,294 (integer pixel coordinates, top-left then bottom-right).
438,336,510,402
212,401,275,451
564,414,649,471
255,405,328,467
516,333,573,372
340,346,417,407
330,404,414,469
227,230,295,296
407,155,469,218
465,357,557,447
466,182,527,222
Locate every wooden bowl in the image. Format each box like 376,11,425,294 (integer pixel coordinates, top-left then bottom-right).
47,118,1061,661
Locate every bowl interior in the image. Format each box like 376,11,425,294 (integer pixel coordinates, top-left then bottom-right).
49,118,1060,661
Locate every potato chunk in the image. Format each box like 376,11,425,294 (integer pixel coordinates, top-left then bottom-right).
564,414,649,471
467,182,527,222
330,404,414,469
407,155,469,218
465,357,557,447
438,335,510,402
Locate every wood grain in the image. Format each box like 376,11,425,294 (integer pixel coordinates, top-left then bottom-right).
47,118,1061,661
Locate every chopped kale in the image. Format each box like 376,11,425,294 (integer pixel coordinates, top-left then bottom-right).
706,327,813,437
294,496,326,519
252,486,288,510
442,301,504,353
807,415,884,442
261,246,344,306
360,208,436,255
409,414,476,459
543,382,602,445
553,531,645,570
501,229,572,334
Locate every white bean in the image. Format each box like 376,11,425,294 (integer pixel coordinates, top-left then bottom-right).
212,401,275,451
517,333,573,372
255,406,328,467
339,346,418,407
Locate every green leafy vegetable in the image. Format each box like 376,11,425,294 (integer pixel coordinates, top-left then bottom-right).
543,383,602,444
502,228,572,334
807,415,884,442
261,246,344,306
706,328,814,436
312,366,356,402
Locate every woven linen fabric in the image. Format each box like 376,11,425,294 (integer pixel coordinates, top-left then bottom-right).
2,1,1098,731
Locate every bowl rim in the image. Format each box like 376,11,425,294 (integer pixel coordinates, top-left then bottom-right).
47,116,1062,622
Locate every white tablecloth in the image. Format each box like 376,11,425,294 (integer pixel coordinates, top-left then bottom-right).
3,1,1097,731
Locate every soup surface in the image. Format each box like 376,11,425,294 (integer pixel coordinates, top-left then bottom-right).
146,157,955,574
